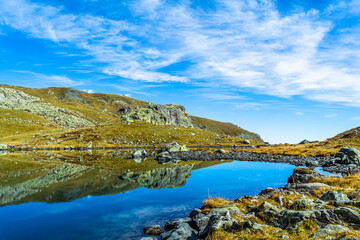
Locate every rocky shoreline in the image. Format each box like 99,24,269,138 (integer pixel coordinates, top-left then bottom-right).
139,145,360,239
129,143,360,174
142,168,360,240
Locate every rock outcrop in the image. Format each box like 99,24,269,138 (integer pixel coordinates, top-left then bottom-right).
334,147,360,164
122,104,194,128
0,87,94,128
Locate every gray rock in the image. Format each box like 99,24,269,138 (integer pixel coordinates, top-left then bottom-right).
287,168,328,184
313,224,350,237
160,142,189,153
209,204,242,217
122,104,194,128
333,207,360,225
290,197,314,210
199,210,237,237
164,217,193,231
279,235,290,239
139,237,156,240
243,220,263,231
161,223,197,240
143,225,164,236
272,210,315,229
299,140,310,144
335,147,360,164
241,140,251,144
275,196,284,206
286,182,332,194
320,190,350,202
216,149,229,154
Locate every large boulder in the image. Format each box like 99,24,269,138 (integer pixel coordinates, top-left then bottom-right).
289,197,315,210
320,190,350,202
334,147,360,164
288,168,329,184
161,142,189,153
312,224,350,238
161,223,197,240
164,217,193,232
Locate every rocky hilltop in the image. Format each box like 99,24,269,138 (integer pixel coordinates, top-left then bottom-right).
0,85,263,148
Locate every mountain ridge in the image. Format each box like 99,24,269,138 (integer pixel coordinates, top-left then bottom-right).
0,84,263,148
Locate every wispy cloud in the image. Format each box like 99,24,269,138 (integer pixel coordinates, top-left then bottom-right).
235,102,267,110
12,70,83,86
1,0,360,106
296,112,304,116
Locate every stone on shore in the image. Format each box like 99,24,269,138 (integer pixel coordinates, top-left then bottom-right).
161,142,189,153
143,225,164,236
334,147,360,164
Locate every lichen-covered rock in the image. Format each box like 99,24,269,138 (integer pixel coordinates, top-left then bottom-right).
335,147,360,164
161,223,197,240
122,104,194,128
143,225,164,236
243,220,263,231
287,168,329,184
161,142,189,153
290,197,315,210
320,190,350,202
209,204,242,217
0,87,94,128
312,224,350,237
164,217,193,232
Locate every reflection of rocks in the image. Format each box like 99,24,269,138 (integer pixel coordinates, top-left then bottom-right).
0,159,195,206
131,150,149,163
0,164,89,205
121,164,194,189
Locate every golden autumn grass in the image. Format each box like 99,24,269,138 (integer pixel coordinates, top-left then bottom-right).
245,127,360,157
0,85,263,148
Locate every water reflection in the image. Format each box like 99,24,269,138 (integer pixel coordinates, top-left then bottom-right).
0,151,296,240
0,151,204,206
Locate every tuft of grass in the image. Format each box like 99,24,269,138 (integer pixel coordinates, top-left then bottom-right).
202,197,232,212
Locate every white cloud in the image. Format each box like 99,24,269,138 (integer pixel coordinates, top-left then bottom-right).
296,112,304,116
12,70,82,86
82,89,94,93
351,116,360,121
1,0,360,106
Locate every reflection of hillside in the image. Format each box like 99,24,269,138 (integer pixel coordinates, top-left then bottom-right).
121,164,194,189
0,162,195,206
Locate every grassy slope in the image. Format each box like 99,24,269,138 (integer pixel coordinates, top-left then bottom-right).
246,127,360,156
0,85,263,147
191,116,261,141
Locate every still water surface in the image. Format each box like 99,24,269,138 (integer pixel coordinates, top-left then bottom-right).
0,160,296,240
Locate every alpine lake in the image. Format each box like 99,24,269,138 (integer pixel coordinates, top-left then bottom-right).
0,149,302,240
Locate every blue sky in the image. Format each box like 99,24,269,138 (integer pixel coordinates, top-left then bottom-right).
1,0,360,143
